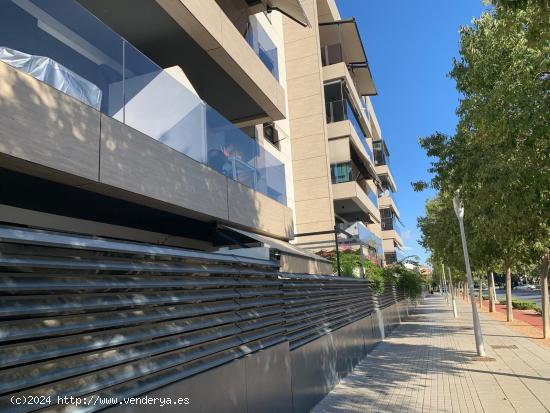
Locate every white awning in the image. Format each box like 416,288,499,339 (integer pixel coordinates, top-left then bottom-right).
220,225,330,263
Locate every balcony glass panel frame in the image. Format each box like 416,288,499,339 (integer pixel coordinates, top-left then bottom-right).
0,0,286,205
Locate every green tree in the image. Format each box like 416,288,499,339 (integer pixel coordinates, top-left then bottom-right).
415,4,549,325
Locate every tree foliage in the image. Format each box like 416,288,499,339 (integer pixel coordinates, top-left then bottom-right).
318,249,425,296
415,2,550,274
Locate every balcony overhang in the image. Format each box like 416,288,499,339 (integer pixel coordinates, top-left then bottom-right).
250,0,310,27
378,194,400,220
382,230,404,249
323,65,372,138
327,122,378,182
77,0,286,124
218,225,330,265
332,181,380,224
319,19,377,96
375,165,398,192
382,238,404,254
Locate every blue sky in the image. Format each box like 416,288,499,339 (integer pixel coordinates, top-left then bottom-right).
336,0,490,263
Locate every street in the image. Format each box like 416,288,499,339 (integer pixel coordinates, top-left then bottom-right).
494,287,546,306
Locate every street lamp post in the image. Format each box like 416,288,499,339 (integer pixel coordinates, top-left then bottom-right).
453,193,486,357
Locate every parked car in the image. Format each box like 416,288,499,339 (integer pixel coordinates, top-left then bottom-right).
515,284,539,291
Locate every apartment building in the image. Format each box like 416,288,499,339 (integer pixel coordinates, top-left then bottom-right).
0,0,400,271
0,0,336,273
0,1,407,411
284,0,401,266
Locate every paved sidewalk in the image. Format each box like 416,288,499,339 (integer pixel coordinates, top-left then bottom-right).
312,294,550,413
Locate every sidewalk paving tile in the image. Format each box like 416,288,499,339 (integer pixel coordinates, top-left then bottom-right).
312,294,550,413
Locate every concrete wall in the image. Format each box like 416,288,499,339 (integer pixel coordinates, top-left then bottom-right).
0,62,292,240
111,342,294,413
108,300,408,413
289,301,407,412
279,253,333,275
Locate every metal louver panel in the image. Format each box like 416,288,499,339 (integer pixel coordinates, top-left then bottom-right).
0,226,284,413
0,224,407,411
280,273,380,350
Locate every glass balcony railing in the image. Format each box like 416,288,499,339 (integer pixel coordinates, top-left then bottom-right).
326,99,373,164
356,221,384,258
336,221,383,263
366,185,379,207
381,216,402,238
0,0,286,205
330,163,378,208
330,162,352,184
373,140,391,168
246,16,279,81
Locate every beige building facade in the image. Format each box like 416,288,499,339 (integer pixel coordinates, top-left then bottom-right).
283,0,402,264
0,0,400,271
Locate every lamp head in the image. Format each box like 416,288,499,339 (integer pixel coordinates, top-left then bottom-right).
453,192,464,220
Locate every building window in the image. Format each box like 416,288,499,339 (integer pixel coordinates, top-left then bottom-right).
263,123,279,149
331,162,352,183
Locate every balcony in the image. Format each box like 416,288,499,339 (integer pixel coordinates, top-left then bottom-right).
331,164,380,224
318,19,377,96
336,221,384,265
373,139,390,168
378,194,400,220
0,0,286,206
380,209,404,248
74,0,286,123
326,98,374,163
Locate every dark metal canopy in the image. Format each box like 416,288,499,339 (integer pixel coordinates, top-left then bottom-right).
244,0,310,26
319,18,377,95
263,0,310,27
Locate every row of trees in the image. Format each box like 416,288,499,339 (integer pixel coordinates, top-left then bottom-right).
415,1,549,335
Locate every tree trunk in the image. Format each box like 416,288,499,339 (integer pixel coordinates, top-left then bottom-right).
488,270,496,312
505,261,513,322
541,254,549,339
479,275,483,310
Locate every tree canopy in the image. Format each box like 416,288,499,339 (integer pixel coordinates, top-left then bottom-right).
415,2,549,273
